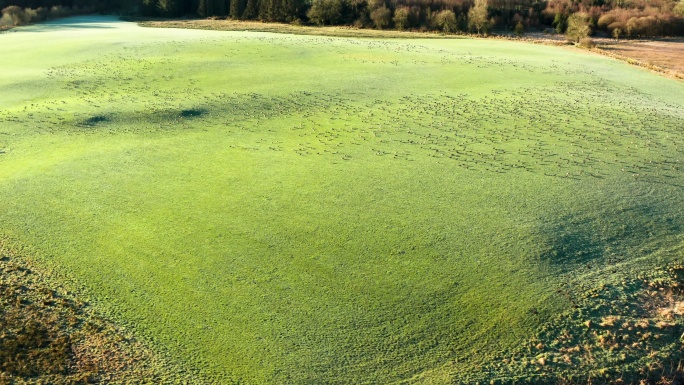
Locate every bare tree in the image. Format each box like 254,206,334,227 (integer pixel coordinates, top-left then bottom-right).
566,13,591,42
468,0,489,35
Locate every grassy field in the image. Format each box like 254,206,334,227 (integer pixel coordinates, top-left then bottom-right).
134,17,469,38
135,19,684,82
1,16,684,384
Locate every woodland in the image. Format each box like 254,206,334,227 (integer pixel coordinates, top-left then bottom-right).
2,0,684,36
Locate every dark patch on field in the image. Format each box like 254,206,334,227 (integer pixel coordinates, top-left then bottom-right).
179,108,204,118
535,187,684,270
81,115,110,126
541,217,606,267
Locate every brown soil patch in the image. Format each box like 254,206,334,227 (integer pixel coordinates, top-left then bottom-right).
470,264,684,384
0,240,185,384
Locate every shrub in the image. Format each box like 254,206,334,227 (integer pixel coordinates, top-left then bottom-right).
596,7,684,37
626,15,658,37
514,20,525,35
612,27,622,39
578,37,596,47
597,13,616,31
0,5,77,29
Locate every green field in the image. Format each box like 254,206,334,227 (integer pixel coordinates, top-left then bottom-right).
1,16,684,384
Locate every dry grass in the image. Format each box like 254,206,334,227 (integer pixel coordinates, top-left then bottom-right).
594,38,684,81
133,17,466,39
475,264,684,384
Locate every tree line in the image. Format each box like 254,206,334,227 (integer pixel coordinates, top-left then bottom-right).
0,0,133,28
2,0,684,36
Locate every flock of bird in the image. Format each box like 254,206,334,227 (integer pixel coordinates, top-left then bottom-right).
1,34,682,187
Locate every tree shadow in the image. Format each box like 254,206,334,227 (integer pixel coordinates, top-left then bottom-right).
537,195,683,270
19,16,120,33
80,115,110,127
179,109,204,118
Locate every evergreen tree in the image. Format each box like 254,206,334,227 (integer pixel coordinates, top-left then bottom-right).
258,0,269,19
242,0,257,19
280,0,297,21
230,0,244,18
553,12,567,33
157,0,179,16
217,0,228,15
268,0,279,21
141,0,159,15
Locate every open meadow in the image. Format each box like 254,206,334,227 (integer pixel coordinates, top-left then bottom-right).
1,16,684,383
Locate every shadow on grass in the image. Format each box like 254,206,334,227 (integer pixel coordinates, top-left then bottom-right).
179,109,204,118
538,196,683,270
148,108,207,122
81,115,110,126
18,16,120,33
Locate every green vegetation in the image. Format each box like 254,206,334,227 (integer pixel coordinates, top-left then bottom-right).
1,16,684,383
